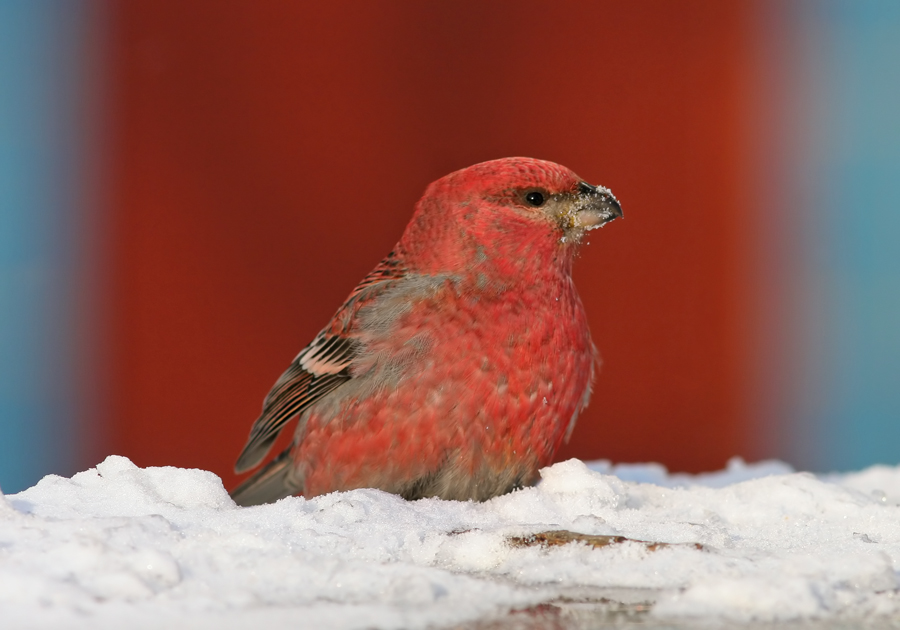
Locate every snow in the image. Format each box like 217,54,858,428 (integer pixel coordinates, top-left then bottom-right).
2,456,900,628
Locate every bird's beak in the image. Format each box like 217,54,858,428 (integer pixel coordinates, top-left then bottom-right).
574,181,622,230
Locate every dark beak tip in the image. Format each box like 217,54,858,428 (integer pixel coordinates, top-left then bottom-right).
599,195,622,223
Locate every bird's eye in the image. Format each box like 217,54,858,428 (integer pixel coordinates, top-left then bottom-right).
525,191,545,207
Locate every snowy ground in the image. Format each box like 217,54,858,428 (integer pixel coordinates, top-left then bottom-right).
2,456,900,629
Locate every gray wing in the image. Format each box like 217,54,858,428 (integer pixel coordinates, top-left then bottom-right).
233,332,354,473
233,250,408,475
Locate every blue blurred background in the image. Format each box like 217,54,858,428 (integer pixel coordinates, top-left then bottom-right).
759,1,900,472
0,1,97,492
1,0,899,492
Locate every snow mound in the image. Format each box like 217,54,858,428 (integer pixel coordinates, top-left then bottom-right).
1,455,899,628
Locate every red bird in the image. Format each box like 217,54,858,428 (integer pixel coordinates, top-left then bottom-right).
231,157,621,506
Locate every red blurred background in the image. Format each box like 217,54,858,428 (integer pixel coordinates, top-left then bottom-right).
106,1,757,490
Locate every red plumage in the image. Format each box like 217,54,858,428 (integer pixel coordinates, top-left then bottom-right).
231,157,621,505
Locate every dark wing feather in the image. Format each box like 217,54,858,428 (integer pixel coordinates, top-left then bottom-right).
230,447,297,506
234,334,353,473
233,251,407,474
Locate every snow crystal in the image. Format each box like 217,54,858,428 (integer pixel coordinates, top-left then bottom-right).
2,455,900,628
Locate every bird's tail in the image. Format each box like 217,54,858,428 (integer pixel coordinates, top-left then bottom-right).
230,447,300,506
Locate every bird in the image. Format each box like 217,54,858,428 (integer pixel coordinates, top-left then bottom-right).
230,157,621,506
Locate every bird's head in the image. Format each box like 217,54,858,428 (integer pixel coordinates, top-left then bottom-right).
400,157,622,278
